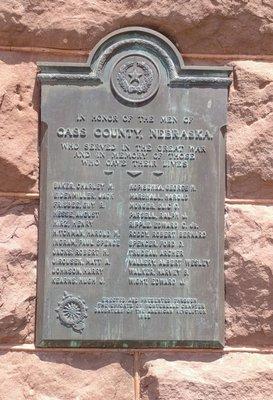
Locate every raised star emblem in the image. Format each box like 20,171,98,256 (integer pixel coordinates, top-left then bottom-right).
128,66,143,84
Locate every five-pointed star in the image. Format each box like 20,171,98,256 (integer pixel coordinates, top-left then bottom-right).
128,67,142,84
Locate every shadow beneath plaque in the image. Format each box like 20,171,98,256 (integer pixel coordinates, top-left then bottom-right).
0,349,134,398
35,349,133,373
139,350,224,367
138,350,227,385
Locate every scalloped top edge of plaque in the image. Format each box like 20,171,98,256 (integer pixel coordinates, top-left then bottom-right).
38,27,232,87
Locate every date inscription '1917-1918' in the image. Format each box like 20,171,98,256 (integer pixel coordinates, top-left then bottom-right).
37,27,232,348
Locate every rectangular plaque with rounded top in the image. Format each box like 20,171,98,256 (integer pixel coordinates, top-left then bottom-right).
36,27,232,348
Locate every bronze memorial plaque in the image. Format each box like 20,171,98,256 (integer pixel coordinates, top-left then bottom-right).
36,27,232,348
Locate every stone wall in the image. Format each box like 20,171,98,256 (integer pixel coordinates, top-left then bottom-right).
0,1,272,399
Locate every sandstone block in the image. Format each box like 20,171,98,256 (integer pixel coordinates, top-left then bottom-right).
225,204,273,346
0,59,38,192
227,61,273,198
141,352,273,400
0,350,134,400
0,198,37,343
0,1,273,55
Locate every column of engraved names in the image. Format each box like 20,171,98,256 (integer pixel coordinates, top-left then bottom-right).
50,181,117,286
126,182,208,318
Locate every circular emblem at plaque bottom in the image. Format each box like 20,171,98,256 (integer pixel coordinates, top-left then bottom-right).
111,55,159,105
56,291,88,333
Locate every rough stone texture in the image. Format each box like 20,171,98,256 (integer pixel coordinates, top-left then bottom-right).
225,204,273,346
227,61,273,199
141,352,273,400
0,59,38,192
0,350,134,400
0,48,94,194
0,198,37,343
0,1,273,55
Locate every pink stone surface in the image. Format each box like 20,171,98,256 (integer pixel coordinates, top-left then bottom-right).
0,350,134,400
0,1,273,54
227,61,273,199
141,352,273,400
225,204,273,346
0,198,37,343
0,60,38,192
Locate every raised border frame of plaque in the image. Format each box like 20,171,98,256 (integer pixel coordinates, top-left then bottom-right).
36,27,232,348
